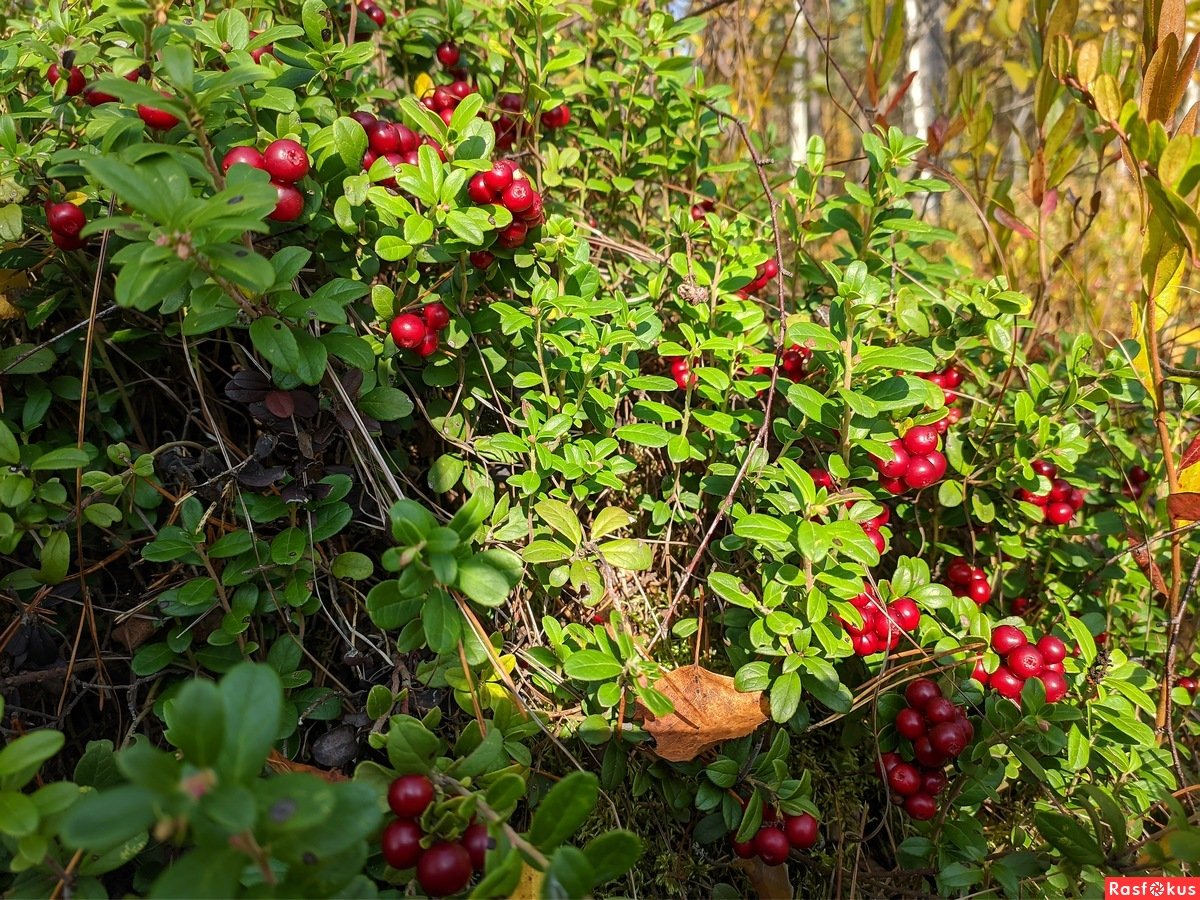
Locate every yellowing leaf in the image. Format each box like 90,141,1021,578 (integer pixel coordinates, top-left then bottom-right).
507,861,542,899
638,665,768,762
64,191,88,206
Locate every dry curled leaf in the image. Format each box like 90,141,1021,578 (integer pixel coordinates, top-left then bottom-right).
734,855,794,900
1128,532,1169,598
638,665,768,762
1167,491,1200,522
266,748,347,782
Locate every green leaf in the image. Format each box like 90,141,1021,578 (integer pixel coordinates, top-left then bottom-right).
429,454,465,493
0,730,65,790
149,847,245,899
333,116,369,170
332,551,373,580
597,538,652,571
1034,811,1105,865
359,386,414,421
30,447,89,471
591,508,632,540
62,784,156,851
164,679,224,767
529,771,599,852
456,549,523,607
733,514,792,543
249,317,301,371
535,498,583,547
769,671,802,723
0,420,19,464
563,650,623,681
0,791,38,837
218,663,283,783
615,423,671,448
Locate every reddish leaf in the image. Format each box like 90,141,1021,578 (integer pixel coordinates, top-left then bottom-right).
264,390,295,418
1180,433,1200,471
1128,533,1169,598
993,207,1035,239
1168,491,1200,521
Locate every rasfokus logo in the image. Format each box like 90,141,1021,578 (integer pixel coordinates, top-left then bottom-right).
1106,878,1200,898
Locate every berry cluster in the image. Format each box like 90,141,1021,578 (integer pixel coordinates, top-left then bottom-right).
221,138,311,222
354,111,435,186
668,357,698,391
45,201,88,251
381,774,489,897
493,93,524,151
355,0,389,29
421,79,478,126
834,586,921,657
390,302,452,358
1124,464,1151,500
736,259,779,298
467,159,545,247
945,559,992,606
731,810,819,866
877,678,974,821
1017,460,1085,526
918,364,964,405
752,344,812,390
973,626,1068,703
871,425,947,493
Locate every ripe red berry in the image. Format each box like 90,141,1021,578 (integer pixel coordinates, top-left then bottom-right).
895,707,926,741
461,823,490,870
137,101,180,130
875,750,902,778
497,221,529,248
971,658,990,686
49,64,86,96
753,827,791,866
913,736,946,769
904,792,937,820
965,578,991,605
1129,465,1150,484
222,145,266,174
1035,635,1066,664
468,173,495,204
350,110,378,130
991,625,1027,656
872,440,909,478
902,425,939,455
810,469,835,491
1178,676,1198,696
903,455,940,490
415,331,440,358
46,202,86,236
263,139,310,183
851,631,878,656
483,161,515,195
923,697,957,725
888,598,920,632
1008,644,1045,679
924,450,948,482
501,179,535,213
388,774,434,817
732,838,756,859
928,721,969,758
52,231,86,251
888,762,921,796
1011,597,1030,615
423,303,451,331
1044,501,1074,525
367,121,401,154
942,365,963,388
381,818,424,869
991,665,1026,699
269,182,304,221
1040,671,1068,703
417,841,473,897
920,770,948,796
390,314,428,350
469,250,495,269
541,104,571,129
947,559,973,585
904,678,942,711
436,41,460,67
784,813,818,850
1031,459,1058,478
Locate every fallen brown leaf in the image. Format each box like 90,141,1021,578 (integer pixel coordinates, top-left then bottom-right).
734,855,794,900
266,748,347,782
637,665,769,762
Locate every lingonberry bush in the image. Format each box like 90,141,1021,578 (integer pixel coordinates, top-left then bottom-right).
4,0,1200,896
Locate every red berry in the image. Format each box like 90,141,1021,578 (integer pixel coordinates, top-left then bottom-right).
1011,597,1030,615
1008,645,1045,679
895,707,926,741
965,578,991,605
1031,459,1058,478
904,792,937,820
497,221,528,248
902,425,939,455
137,101,180,130
971,658,990,686
417,841,472,897
484,161,515,194
784,813,818,850
872,440,910,478
83,85,119,105
904,678,942,711
415,331,440,358
879,475,906,495
381,818,424,869
1040,671,1068,703
462,823,490,871
362,149,379,171
923,450,948,483
52,231,86,251
810,469,835,491
501,179,535,214
920,770,947,796
991,665,1026,699
875,751,902,778
423,303,451,331
1043,502,1074,525
540,104,571,129
390,314,428,350
388,774,434,817
367,121,401,154
1178,676,1198,696
888,762,921,796
1035,635,1065,664
436,41,461,67
903,455,941,490
1048,478,1072,502
753,827,791,866
732,838,756,859
263,139,310,183
49,64,86,96
928,721,969,758
249,42,275,64
350,111,378,131
222,145,266,174
470,250,495,269
888,598,920,632
947,559,973,585
450,80,474,99
1095,631,1108,646
46,202,86,236
851,631,878,656
923,697,957,725
269,182,304,221
864,527,886,554
499,93,523,112
942,365,963,388
991,625,1027,656
913,736,946,769
468,173,495,204
1129,465,1150,484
